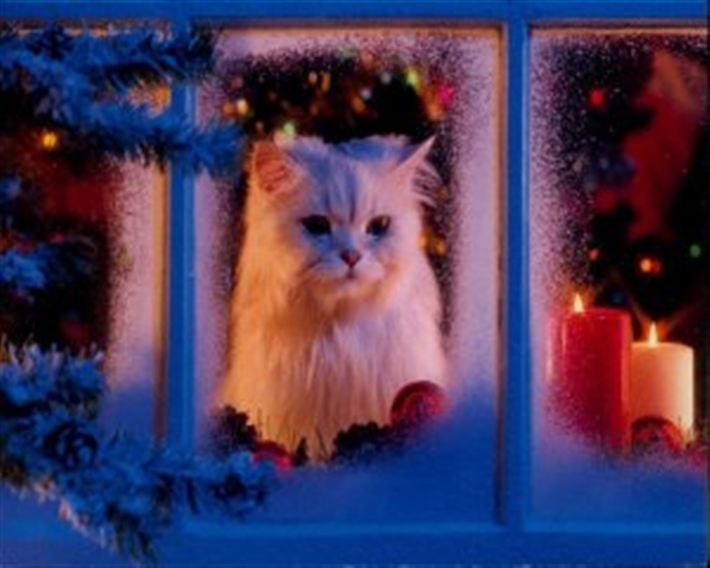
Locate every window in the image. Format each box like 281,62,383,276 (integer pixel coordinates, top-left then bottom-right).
0,2,706,565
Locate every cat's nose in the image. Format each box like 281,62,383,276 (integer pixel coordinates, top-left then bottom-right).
340,249,362,267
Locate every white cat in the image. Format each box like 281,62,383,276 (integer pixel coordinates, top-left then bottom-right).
218,134,448,458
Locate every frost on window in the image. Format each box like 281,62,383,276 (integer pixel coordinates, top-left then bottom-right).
530,30,708,521
196,28,499,522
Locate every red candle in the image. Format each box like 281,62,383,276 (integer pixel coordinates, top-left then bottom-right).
551,294,632,452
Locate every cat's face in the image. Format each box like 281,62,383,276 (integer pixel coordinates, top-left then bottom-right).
246,135,436,312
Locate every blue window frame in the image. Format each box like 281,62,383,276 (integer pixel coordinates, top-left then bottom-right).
1,0,706,564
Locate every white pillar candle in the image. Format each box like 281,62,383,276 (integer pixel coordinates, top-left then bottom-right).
630,323,695,437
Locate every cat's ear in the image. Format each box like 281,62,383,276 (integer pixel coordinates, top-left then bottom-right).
251,140,300,194
392,137,438,202
396,136,435,175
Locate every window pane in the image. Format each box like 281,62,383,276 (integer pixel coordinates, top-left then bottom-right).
530,30,708,521
196,27,500,522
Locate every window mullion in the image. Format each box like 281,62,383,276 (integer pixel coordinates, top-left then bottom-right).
497,11,531,530
163,77,197,449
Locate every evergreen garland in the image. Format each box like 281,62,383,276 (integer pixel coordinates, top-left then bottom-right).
0,343,275,565
0,23,236,173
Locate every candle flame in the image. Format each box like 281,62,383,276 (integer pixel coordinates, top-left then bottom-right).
572,293,584,313
648,323,658,346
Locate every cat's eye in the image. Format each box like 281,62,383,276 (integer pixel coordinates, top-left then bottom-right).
301,215,332,236
366,215,391,238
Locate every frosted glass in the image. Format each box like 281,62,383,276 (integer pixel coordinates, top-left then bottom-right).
102,164,166,437
530,30,708,522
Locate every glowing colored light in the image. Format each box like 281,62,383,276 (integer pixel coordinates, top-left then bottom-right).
282,120,297,138
222,102,236,117
235,98,249,116
437,83,455,107
308,71,318,86
351,96,366,114
589,88,606,108
430,236,447,256
647,322,659,347
424,98,444,121
380,71,392,84
405,68,421,92
40,130,59,150
360,87,372,101
321,72,332,92
588,248,601,261
689,243,702,258
638,256,663,275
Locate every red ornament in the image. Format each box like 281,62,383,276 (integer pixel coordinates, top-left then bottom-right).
631,416,684,455
390,381,448,430
252,440,293,470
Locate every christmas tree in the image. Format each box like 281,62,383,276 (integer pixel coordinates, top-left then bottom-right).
0,23,238,350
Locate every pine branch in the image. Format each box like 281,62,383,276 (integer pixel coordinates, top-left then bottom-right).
69,100,240,174
0,247,48,292
0,23,237,175
72,26,217,93
1,344,275,564
2,23,216,95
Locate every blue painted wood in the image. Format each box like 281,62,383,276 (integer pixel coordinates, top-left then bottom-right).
497,9,531,530
517,0,707,20
170,522,706,564
164,80,197,449
0,0,705,20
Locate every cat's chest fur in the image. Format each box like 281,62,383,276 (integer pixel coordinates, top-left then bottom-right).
229,261,446,457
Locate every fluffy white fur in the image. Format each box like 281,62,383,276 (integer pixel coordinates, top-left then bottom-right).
218,134,448,458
